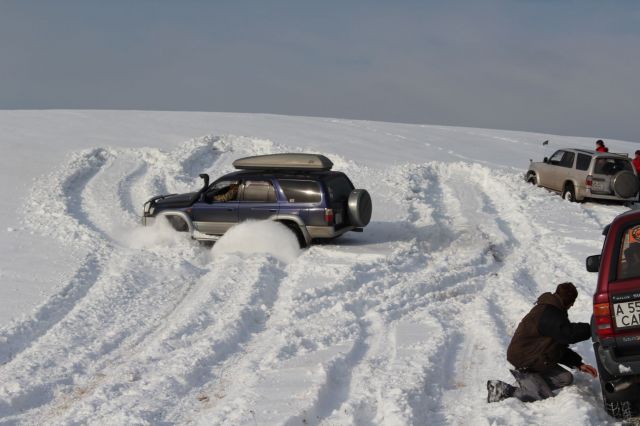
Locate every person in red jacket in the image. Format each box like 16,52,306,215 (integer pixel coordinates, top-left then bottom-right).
596,140,609,152
632,150,640,175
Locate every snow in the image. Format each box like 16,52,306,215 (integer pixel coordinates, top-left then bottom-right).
0,110,638,424
211,220,301,264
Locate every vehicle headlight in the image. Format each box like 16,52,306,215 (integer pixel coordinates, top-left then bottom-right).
143,201,154,215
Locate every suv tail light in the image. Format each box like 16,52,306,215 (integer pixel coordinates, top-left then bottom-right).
594,297,614,338
586,175,593,188
324,208,334,225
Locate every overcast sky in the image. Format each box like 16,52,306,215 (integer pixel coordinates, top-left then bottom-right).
1,1,639,141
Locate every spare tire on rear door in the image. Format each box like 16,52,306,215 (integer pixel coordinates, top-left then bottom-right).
347,189,372,227
612,171,639,198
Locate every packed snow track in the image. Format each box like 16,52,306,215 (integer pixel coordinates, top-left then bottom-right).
0,134,629,425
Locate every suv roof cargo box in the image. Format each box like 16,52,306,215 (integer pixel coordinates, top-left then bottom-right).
233,154,333,171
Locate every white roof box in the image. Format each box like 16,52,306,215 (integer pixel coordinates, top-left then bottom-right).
232,153,333,171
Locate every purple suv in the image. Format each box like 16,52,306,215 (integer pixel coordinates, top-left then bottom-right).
142,154,372,247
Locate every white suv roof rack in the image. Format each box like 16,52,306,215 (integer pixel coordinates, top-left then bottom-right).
232,153,333,171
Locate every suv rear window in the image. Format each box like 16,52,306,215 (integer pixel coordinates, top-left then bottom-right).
279,180,321,203
325,175,354,203
594,158,633,175
617,225,640,280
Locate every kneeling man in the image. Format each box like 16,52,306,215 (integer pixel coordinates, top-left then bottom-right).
488,282,597,402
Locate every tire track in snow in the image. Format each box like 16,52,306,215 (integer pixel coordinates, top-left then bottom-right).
434,163,620,425
0,139,217,421
0,149,114,367
1,136,300,424
191,162,508,424
37,255,288,425
4,133,626,425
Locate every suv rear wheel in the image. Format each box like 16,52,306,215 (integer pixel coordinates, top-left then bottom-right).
280,221,308,249
562,183,577,203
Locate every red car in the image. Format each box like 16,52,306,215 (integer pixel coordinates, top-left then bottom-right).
587,209,640,418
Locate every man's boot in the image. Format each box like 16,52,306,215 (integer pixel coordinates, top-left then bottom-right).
487,380,515,403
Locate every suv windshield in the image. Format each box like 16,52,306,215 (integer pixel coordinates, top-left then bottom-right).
594,158,633,175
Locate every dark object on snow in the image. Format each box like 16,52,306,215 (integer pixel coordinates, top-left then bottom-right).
542,140,549,146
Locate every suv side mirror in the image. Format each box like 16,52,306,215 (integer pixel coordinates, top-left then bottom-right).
586,255,601,272
543,157,549,163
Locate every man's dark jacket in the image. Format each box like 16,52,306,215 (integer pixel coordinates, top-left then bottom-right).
507,292,591,372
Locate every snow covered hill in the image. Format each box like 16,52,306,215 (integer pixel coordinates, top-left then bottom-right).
0,111,638,424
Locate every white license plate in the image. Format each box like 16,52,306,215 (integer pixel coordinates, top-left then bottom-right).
335,213,342,225
614,300,640,329
592,181,605,191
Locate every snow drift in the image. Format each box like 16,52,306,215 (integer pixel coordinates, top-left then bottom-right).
211,220,301,264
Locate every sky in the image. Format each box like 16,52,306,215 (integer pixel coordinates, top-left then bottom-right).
1,1,639,142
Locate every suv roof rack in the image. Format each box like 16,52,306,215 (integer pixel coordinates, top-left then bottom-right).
233,153,334,171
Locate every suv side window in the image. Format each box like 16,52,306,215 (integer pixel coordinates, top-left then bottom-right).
617,224,640,280
241,180,276,202
576,154,591,171
279,180,322,203
549,150,565,166
206,180,239,203
559,152,575,168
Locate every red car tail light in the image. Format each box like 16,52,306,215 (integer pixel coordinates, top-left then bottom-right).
586,175,593,187
324,208,334,225
594,300,614,337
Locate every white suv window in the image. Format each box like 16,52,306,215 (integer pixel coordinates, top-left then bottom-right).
549,150,565,165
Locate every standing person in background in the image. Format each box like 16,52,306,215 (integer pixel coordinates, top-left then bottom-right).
633,151,640,203
632,150,640,175
596,140,609,152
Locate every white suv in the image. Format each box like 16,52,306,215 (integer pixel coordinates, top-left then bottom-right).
526,149,639,203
